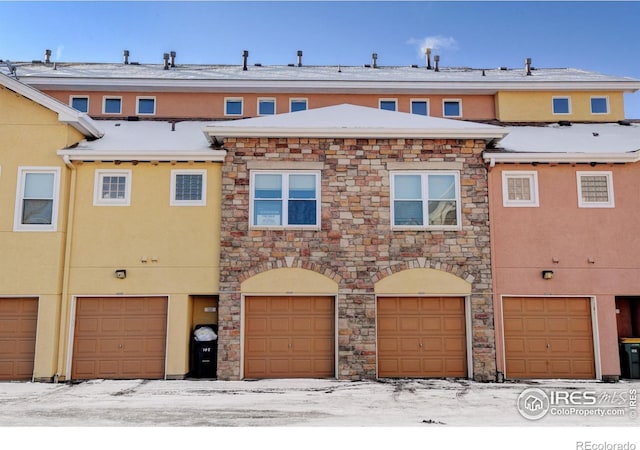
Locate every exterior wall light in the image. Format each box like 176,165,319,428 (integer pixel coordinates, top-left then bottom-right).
542,270,554,280
115,269,127,279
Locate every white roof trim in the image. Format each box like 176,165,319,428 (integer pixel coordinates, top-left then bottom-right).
57,149,226,162
0,73,103,138
483,151,640,165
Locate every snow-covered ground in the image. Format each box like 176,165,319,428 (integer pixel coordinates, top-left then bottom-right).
1,378,638,449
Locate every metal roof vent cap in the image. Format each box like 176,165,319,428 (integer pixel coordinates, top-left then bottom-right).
242,50,249,71
425,48,432,70
434,55,440,72
372,52,378,68
123,50,130,64
163,53,170,70
170,51,176,67
525,57,532,76
297,50,303,67
44,49,52,64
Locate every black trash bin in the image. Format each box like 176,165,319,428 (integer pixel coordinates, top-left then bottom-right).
190,324,218,378
619,338,640,379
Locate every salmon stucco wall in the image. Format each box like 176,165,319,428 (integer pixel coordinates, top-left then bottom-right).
489,163,640,378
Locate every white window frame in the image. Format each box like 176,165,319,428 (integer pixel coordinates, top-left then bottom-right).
14,166,61,232
552,96,571,115
442,99,462,118
136,96,156,115
70,96,89,113
379,98,398,111
93,169,132,206
224,97,244,117
257,98,276,116
249,170,321,230
410,98,429,116
390,171,461,231
502,171,539,207
289,98,308,112
577,171,614,208
590,96,609,115
102,96,122,115
170,169,207,206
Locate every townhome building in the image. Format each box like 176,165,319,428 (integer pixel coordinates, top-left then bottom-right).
4,50,639,123
484,122,640,381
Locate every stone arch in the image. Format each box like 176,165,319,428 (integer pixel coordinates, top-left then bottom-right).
374,265,472,295
241,267,339,294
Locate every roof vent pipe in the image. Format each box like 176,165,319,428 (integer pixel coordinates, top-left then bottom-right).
297,50,303,67
44,49,52,64
123,50,130,64
425,48,432,70
525,57,532,76
434,55,440,72
163,53,170,70
372,52,378,68
170,51,176,67
242,50,249,71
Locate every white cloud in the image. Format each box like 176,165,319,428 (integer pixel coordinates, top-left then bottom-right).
407,35,458,59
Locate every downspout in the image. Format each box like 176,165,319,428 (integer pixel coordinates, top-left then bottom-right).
55,155,76,382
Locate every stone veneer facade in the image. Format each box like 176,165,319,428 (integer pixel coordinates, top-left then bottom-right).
217,136,496,381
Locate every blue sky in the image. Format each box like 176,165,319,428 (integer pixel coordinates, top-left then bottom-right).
2,1,640,118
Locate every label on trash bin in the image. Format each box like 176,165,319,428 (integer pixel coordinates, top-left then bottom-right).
194,326,217,341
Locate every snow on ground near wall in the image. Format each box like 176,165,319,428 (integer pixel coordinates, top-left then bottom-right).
1,378,638,449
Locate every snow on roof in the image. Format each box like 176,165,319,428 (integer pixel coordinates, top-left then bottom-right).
204,104,507,139
58,120,226,162
6,62,640,92
486,122,640,163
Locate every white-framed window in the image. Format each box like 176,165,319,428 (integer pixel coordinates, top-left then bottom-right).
171,169,207,206
70,96,89,113
258,98,276,116
577,171,614,208
390,171,461,229
502,171,539,207
552,96,571,115
290,98,308,112
93,170,132,206
590,96,609,115
14,166,61,231
250,171,320,229
411,99,429,116
443,99,462,118
379,99,397,111
224,97,243,116
103,96,122,115
136,96,156,115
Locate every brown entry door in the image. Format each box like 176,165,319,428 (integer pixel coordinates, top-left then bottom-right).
377,297,467,378
503,297,595,379
72,297,168,380
244,296,334,379
0,298,38,381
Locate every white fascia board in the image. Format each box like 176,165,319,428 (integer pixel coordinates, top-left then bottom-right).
1,74,103,138
204,126,508,140
22,77,640,94
57,149,227,162
483,151,640,165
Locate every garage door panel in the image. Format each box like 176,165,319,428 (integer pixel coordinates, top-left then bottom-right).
72,297,167,380
503,297,595,379
0,298,38,381
244,296,334,379
377,297,467,378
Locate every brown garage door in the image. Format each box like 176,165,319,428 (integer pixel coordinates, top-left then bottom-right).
377,297,467,378
72,297,167,380
244,296,334,379
503,297,595,379
0,298,38,381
